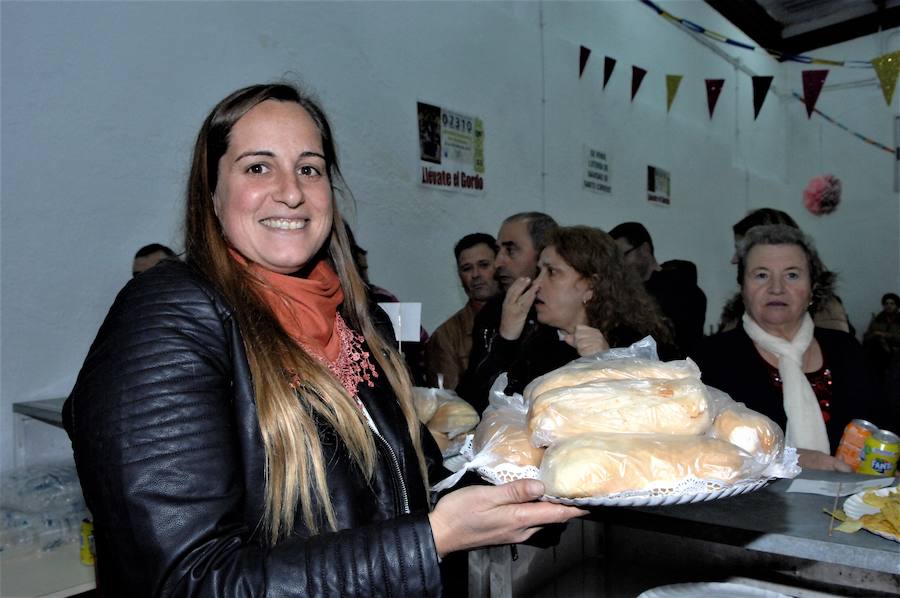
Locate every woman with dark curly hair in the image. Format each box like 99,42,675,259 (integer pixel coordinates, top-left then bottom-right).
694,225,879,471
497,225,672,396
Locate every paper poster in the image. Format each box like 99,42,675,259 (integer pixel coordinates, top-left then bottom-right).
583,147,611,195
417,102,485,193
647,165,671,206
377,302,422,342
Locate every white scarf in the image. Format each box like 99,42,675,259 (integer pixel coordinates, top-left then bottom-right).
742,313,830,453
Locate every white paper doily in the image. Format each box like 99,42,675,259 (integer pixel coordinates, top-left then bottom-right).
543,477,772,506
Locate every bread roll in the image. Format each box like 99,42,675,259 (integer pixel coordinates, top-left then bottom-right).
427,397,479,439
711,407,783,468
472,407,544,469
529,378,712,446
524,357,701,406
540,434,750,498
411,387,439,423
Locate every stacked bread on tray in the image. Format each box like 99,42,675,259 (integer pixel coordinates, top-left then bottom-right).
470,350,784,499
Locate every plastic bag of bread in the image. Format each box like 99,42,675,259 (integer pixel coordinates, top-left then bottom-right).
472,391,544,470
524,355,701,406
540,433,754,498
411,387,440,424
529,377,712,447
426,390,479,440
705,386,784,471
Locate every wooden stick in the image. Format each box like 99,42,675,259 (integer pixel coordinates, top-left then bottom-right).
828,482,842,537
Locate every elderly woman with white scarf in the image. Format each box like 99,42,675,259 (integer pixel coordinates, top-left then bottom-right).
694,225,879,471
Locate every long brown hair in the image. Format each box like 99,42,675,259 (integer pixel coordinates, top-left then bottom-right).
546,226,671,342
185,83,426,543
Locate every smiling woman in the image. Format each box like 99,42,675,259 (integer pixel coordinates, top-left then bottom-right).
694,224,881,472
63,83,587,597
213,100,333,274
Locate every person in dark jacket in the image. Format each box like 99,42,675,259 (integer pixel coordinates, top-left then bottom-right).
693,225,879,471
456,212,558,412
609,221,706,357
64,84,585,597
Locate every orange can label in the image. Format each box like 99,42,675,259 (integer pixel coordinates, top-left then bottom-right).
835,420,876,470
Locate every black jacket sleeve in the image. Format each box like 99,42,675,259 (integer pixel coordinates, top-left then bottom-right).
65,263,441,597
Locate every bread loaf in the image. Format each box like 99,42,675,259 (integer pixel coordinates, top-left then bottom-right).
427,397,479,439
711,406,783,468
523,357,701,406
472,408,544,469
529,378,712,446
540,434,750,498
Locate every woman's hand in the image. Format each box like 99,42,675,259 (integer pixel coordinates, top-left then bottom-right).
564,325,609,357
797,449,853,472
499,278,537,341
428,479,588,558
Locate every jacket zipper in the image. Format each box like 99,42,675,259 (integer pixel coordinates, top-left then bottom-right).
374,432,410,515
359,402,410,515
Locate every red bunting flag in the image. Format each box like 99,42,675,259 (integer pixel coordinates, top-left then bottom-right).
579,46,591,78
801,70,829,118
705,79,724,119
603,56,617,89
631,66,647,101
752,76,773,120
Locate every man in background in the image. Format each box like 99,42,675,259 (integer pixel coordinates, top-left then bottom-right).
425,233,500,390
133,243,177,277
457,212,558,412
610,222,706,356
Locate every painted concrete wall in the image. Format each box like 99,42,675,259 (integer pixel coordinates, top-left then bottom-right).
2,1,897,471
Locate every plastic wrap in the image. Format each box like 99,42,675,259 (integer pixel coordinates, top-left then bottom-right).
540,433,754,498
529,377,712,446
472,391,544,470
426,390,479,439
524,355,701,406
411,386,440,424
706,386,784,472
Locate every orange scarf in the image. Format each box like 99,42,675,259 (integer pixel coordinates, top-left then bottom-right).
247,259,345,362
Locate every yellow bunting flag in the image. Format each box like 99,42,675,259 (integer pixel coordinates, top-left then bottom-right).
871,50,900,106
666,75,683,112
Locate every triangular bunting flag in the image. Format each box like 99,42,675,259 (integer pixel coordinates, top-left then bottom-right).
801,70,829,118
603,56,617,89
752,76,774,120
705,79,724,119
666,75,683,113
871,50,900,106
579,46,591,79
631,66,647,101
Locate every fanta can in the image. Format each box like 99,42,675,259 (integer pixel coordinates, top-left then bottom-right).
857,429,900,476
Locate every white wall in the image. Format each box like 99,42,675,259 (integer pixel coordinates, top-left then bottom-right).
2,1,897,472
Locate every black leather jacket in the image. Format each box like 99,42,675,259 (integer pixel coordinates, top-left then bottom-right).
64,261,442,597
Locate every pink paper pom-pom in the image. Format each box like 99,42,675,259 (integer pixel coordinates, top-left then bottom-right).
803,174,841,216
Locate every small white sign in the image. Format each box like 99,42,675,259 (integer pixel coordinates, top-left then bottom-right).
378,302,422,342
583,146,611,194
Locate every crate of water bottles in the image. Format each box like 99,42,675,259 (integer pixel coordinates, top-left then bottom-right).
0,462,90,558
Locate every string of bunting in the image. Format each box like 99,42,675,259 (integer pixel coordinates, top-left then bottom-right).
639,0,874,68
791,92,895,155
577,45,899,155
